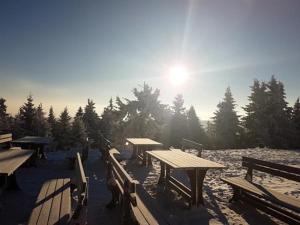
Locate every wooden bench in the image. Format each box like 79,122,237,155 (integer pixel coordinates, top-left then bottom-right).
28,153,88,225
181,138,203,157
0,133,12,149
108,148,169,225
222,157,300,224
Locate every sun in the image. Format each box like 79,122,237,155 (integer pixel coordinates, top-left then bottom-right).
168,64,189,86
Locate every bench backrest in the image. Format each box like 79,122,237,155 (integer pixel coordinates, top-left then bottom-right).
181,138,203,157
0,133,12,144
242,157,300,182
108,148,137,194
74,153,88,205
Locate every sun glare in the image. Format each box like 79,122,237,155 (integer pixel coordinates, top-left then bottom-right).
169,64,189,86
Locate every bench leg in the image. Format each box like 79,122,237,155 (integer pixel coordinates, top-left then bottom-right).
229,187,242,203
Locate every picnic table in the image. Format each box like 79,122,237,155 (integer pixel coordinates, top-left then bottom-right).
126,138,163,165
0,147,34,190
11,136,51,160
147,149,225,207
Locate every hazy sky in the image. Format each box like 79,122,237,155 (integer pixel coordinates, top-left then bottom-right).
1,0,300,120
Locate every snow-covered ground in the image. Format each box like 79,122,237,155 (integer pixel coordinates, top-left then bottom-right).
124,148,300,225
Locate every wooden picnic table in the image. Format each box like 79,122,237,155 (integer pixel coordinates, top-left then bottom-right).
0,147,34,190
11,136,51,160
126,138,163,165
146,150,225,207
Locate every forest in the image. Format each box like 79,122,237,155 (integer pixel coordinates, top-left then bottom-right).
0,75,300,150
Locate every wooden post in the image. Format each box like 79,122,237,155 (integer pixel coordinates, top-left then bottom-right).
245,167,253,182
165,165,170,190
122,179,132,225
158,162,166,184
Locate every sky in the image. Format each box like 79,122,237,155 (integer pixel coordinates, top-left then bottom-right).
1,0,300,120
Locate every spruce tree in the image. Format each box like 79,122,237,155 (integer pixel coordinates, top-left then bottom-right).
0,98,11,132
72,116,87,147
100,98,117,141
56,107,72,149
47,106,56,137
292,98,300,148
33,104,49,136
243,80,269,147
83,99,100,146
266,76,292,148
75,106,84,119
18,95,36,136
116,83,164,141
168,94,188,147
187,106,207,146
213,87,239,149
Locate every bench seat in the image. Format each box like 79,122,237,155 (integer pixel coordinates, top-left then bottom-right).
28,178,71,225
222,177,300,213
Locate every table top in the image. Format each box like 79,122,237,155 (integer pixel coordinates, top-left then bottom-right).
0,148,34,175
11,136,52,145
126,138,163,146
147,150,226,169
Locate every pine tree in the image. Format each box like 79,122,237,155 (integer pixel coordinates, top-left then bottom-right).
0,98,11,132
48,106,56,137
213,87,239,149
266,76,292,148
33,104,49,136
168,94,188,147
243,80,269,147
100,98,117,141
187,106,207,146
292,98,300,148
83,99,100,146
116,83,164,141
56,107,72,149
72,116,87,147
75,106,84,119
18,95,36,136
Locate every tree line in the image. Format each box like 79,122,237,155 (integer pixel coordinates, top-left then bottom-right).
0,75,300,150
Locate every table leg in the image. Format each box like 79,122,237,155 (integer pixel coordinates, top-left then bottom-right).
165,165,170,191
131,145,137,159
142,150,147,166
146,153,152,168
6,173,21,190
40,145,47,160
158,162,166,184
186,169,207,207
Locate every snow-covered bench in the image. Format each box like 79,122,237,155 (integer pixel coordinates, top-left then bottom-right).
28,153,88,225
108,148,169,225
222,157,300,224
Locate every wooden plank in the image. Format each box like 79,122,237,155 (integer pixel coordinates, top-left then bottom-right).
243,162,300,182
134,194,160,225
182,139,203,150
243,192,300,224
48,179,64,225
222,177,300,212
147,150,225,169
243,157,300,174
0,149,33,175
28,180,51,225
59,178,71,225
75,153,87,194
126,138,162,146
0,133,12,144
37,179,57,225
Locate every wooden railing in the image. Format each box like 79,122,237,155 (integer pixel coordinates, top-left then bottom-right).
181,138,203,157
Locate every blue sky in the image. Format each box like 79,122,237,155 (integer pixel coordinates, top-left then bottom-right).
1,0,300,120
